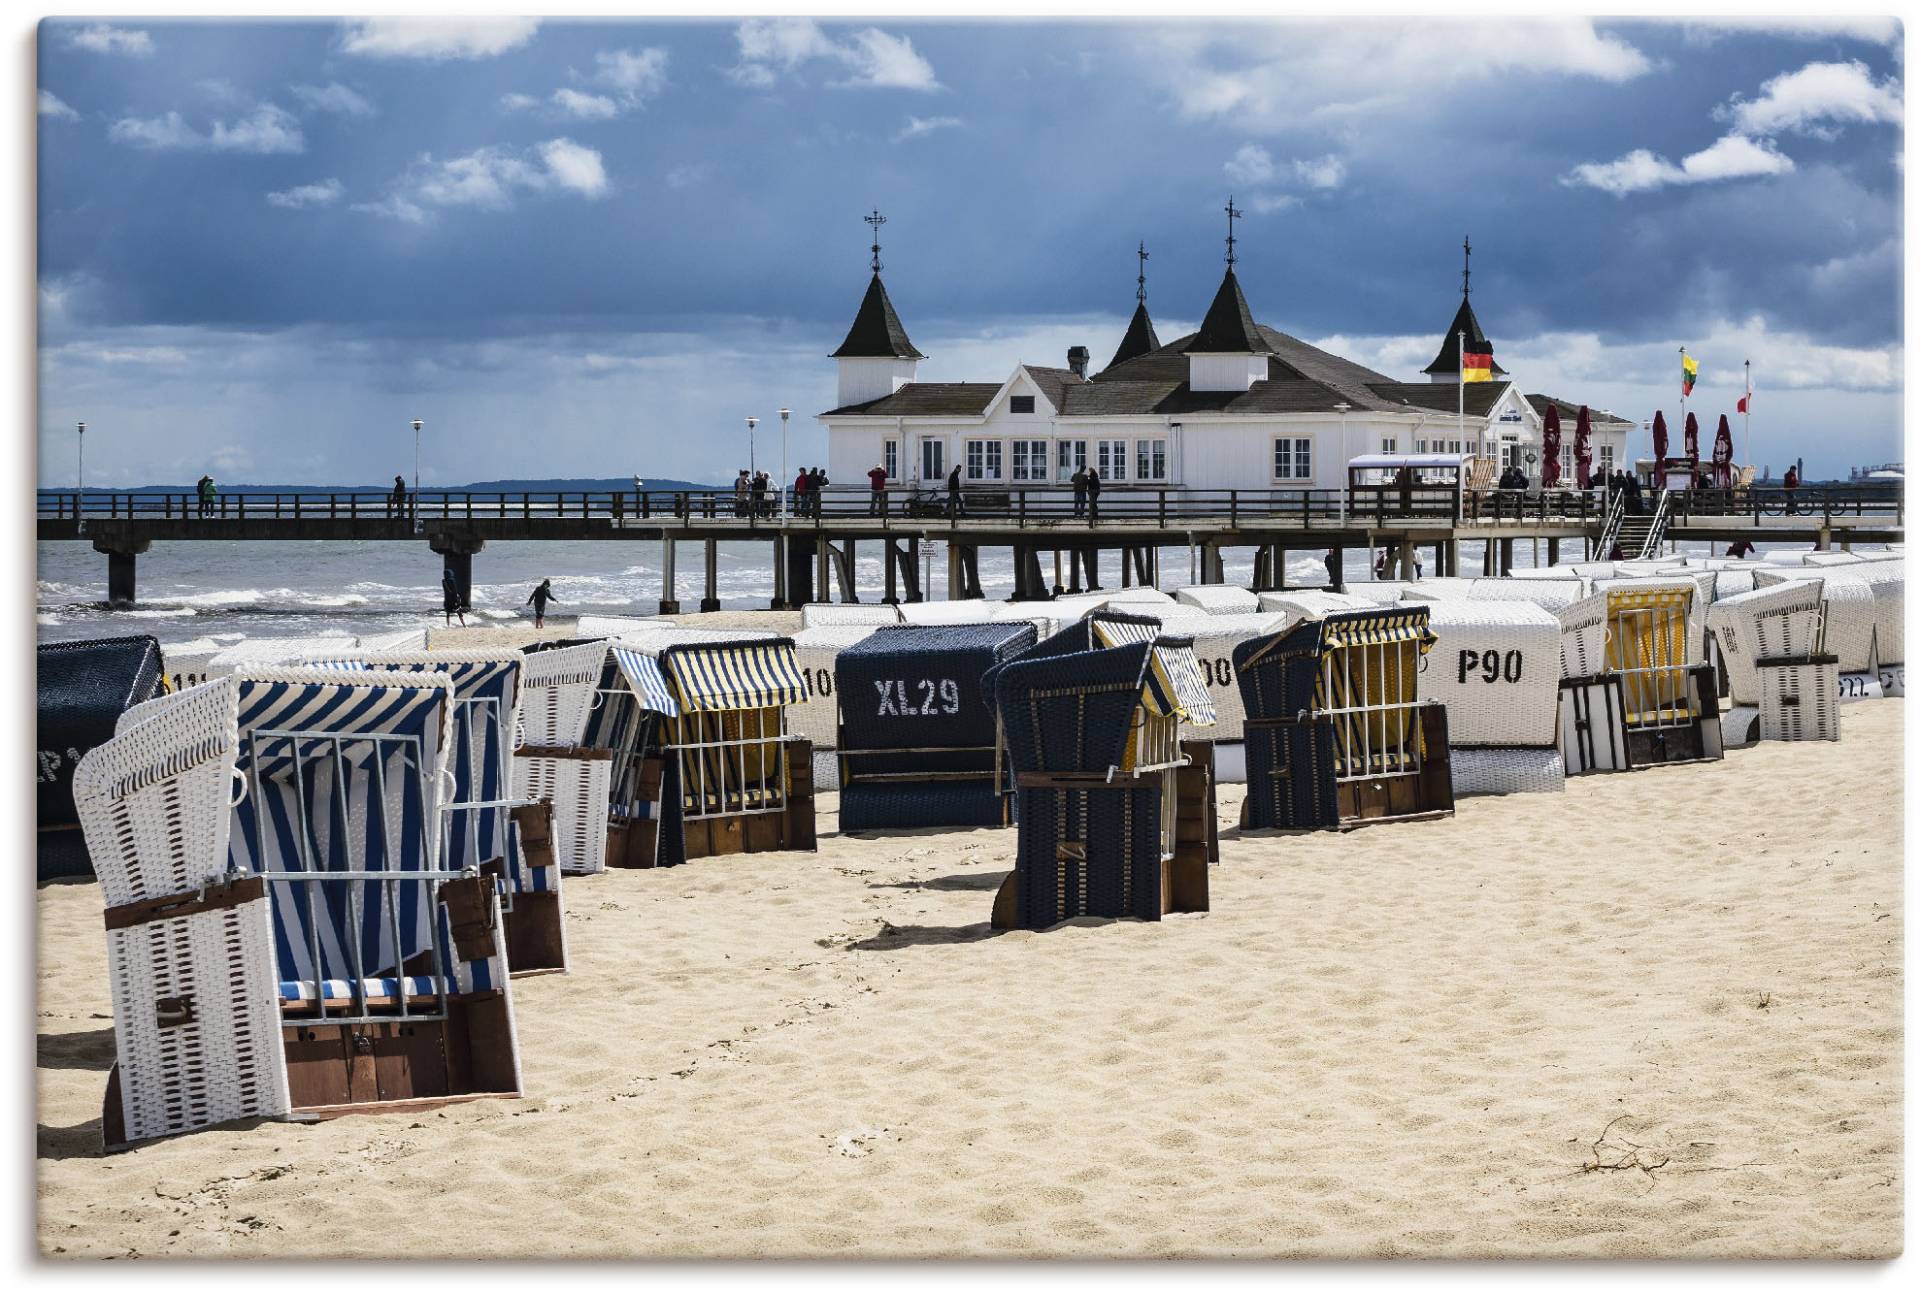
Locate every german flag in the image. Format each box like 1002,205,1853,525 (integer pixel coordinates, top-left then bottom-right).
1461,346,1494,383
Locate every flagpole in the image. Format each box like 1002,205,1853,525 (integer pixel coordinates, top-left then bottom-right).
1457,328,1466,461
1678,347,1687,466
1743,358,1752,485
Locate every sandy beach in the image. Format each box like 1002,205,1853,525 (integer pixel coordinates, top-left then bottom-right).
36,700,1902,1259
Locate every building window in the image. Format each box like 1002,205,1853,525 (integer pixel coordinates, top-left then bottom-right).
1135,438,1167,481
1381,435,1397,454
1600,444,1616,473
921,439,945,481
1501,439,1520,470
965,439,1002,481
883,439,898,480
1096,439,1128,482
1009,395,1035,415
1010,439,1048,482
1056,439,1086,480
1273,436,1313,481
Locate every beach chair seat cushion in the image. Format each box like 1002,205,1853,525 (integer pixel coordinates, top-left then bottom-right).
1449,746,1566,797
279,975,462,1008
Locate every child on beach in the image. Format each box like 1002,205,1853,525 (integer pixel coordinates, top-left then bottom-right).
526,578,557,628
442,567,466,627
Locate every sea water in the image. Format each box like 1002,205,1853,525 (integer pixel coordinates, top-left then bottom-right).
34,535,1778,651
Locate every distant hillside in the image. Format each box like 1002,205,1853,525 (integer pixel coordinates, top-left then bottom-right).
87,476,724,494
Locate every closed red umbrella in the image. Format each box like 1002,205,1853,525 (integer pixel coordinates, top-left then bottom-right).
1573,405,1593,488
1541,405,1562,487
1684,411,1701,483
1712,413,1734,488
1652,409,1669,468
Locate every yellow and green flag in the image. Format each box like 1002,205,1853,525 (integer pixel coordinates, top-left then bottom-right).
1681,350,1698,396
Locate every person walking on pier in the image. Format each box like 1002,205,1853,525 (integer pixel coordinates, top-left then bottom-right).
1085,465,1102,523
811,466,829,516
733,470,750,518
441,567,467,628
389,474,408,520
867,462,888,515
946,462,966,518
526,578,557,629
1783,464,1800,514
1071,465,1087,518
196,474,216,517
793,467,811,518
750,470,768,519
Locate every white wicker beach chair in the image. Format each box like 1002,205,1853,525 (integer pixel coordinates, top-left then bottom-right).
1461,577,1587,611
799,602,905,629
790,624,883,749
1419,601,1566,796
1257,590,1378,619
1173,585,1260,615
513,640,614,876
1704,580,1838,742
1556,583,1722,773
1751,570,1881,672
75,667,520,1149
575,614,671,638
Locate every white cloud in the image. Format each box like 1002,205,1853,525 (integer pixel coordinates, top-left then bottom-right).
591,48,669,106
1293,154,1346,189
339,18,539,61
360,138,607,220
1223,143,1275,185
1564,133,1793,195
109,103,305,154
290,82,376,118
893,115,963,142
499,93,541,112
1247,193,1300,214
731,19,940,92
1152,20,1648,132
1720,60,1903,138
267,178,345,209
38,90,79,121
666,162,714,189
1671,18,1903,47
64,24,153,57
551,88,619,120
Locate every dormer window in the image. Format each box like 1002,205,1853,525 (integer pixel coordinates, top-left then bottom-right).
1009,395,1035,415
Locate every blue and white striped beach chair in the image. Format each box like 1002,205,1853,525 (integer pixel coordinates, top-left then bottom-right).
513,640,615,875
75,666,522,1150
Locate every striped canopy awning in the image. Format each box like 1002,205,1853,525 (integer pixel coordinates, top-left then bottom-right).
664,641,808,713
611,646,680,716
1320,608,1437,653
1141,641,1218,725
1089,615,1161,649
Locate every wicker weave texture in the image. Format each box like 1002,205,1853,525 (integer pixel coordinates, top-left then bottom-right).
1752,571,1880,671
1707,581,1828,704
1419,601,1561,747
1759,661,1841,742
1450,747,1566,797
1014,784,1162,927
1173,585,1260,615
512,753,611,875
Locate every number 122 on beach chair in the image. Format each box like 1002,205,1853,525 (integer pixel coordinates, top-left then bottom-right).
75,668,524,1150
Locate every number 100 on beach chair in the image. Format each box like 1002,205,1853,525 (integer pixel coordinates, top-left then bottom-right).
73,667,523,1150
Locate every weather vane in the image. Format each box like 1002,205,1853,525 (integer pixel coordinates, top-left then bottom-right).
1462,234,1472,297
865,209,886,274
1224,197,1243,268
1136,240,1149,304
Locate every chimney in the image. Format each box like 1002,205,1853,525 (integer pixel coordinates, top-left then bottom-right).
1067,345,1090,379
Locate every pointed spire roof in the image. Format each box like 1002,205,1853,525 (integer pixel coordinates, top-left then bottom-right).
830,274,925,360
1189,269,1274,355
1105,300,1162,370
1421,295,1506,376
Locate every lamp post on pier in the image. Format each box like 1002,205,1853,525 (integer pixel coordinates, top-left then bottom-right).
779,407,790,519
75,421,85,534
411,418,423,533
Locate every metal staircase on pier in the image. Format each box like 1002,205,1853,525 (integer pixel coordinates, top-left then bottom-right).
1605,489,1673,559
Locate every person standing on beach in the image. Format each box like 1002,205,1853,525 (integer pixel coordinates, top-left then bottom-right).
867,462,887,515
442,567,466,628
526,578,557,629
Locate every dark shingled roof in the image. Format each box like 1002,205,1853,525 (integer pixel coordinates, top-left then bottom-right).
830,274,926,360
1366,381,1514,419
1022,365,1088,411
1421,295,1506,376
1189,270,1274,355
823,382,996,417
1525,394,1634,427
1104,301,1162,371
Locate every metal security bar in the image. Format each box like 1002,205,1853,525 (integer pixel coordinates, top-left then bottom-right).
1610,604,1695,730
1122,710,1187,860
244,727,454,1027
670,707,792,821
589,685,657,823
1318,638,1425,783
442,694,533,914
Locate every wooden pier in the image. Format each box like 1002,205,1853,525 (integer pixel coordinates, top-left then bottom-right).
36,484,1903,609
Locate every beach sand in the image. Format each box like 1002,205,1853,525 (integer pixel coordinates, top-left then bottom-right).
37,701,1902,1258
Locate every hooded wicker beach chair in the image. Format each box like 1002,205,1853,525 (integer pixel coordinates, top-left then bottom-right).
307,649,567,974
589,630,814,865
987,611,1220,930
75,667,520,1150
513,640,615,876
1419,601,1566,796
1173,585,1261,616
1705,580,1838,742
38,635,167,880
835,622,1037,831
800,602,905,629
1557,583,1723,773
790,624,881,755
1752,568,1893,687
1233,606,1453,830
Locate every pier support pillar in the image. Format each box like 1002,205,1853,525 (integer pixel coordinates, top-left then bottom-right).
1202,544,1224,584
701,539,720,613
772,534,788,609
1445,540,1461,579
428,533,484,615
816,537,833,604
1815,528,1832,552
94,536,150,609
659,536,680,615
834,539,859,602
1397,537,1416,580
904,538,922,603
1482,541,1495,576
1498,538,1515,576
1325,546,1345,592
1052,549,1065,597
884,538,899,605
1085,547,1102,591
787,538,816,607
1547,537,1560,568
947,544,962,600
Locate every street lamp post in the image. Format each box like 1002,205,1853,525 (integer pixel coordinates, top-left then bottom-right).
411,418,423,532
778,408,790,519
76,421,85,533
745,416,758,479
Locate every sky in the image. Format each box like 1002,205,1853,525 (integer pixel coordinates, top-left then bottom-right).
35,15,1906,486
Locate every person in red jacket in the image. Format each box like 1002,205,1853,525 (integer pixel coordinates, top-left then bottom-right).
793,467,811,518
1783,464,1799,515
867,462,887,515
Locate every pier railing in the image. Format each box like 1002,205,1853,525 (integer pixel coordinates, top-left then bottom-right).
35,483,1897,531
